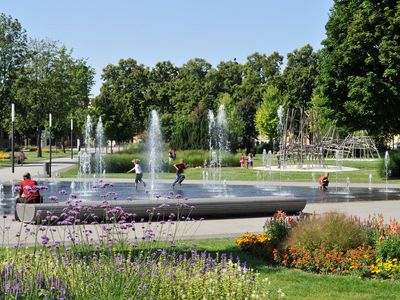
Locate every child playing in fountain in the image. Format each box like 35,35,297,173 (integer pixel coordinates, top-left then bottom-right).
319,172,329,191
172,159,186,188
127,159,146,190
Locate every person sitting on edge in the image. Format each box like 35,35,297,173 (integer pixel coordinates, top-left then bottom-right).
172,159,186,188
127,159,146,190
319,172,330,190
16,172,43,203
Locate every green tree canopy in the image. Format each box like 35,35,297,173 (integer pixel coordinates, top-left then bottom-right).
319,0,400,136
255,86,286,142
282,44,319,109
0,13,27,131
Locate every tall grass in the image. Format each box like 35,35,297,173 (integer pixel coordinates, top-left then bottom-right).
287,213,370,250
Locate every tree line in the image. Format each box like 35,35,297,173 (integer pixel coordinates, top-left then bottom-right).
1,0,399,154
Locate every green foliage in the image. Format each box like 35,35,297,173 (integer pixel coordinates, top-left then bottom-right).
319,0,400,136
255,86,285,141
379,150,400,178
376,235,400,260
287,213,369,250
219,93,244,151
92,58,149,143
264,211,294,243
282,45,319,109
104,154,140,173
169,104,209,150
0,13,27,132
12,39,94,156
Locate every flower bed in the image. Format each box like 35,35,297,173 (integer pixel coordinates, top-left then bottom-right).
0,184,283,298
236,212,400,279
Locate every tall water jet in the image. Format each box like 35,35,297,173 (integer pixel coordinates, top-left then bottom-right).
384,151,390,191
147,110,163,191
208,105,229,187
96,117,105,178
0,183,4,204
78,115,93,192
345,177,351,194
368,174,373,190
277,105,285,170
267,150,272,169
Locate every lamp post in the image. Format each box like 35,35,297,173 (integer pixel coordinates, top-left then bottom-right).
49,113,52,177
11,104,15,173
70,119,73,159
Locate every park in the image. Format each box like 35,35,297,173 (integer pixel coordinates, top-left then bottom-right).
1,0,400,299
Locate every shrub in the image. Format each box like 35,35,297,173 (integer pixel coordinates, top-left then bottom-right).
236,233,274,260
103,150,241,173
236,233,270,251
376,235,400,260
264,211,297,244
287,213,369,251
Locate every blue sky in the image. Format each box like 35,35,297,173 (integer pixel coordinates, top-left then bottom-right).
1,0,333,96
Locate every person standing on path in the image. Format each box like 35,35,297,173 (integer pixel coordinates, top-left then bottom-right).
239,153,245,168
127,159,146,190
247,153,253,168
18,150,26,166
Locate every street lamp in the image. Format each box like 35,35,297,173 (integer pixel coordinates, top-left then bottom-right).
49,113,52,177
70,119,73,159
11,103,15,173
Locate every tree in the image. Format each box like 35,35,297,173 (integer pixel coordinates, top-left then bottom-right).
282,44,319,109
13,39,94,155
218,93,244,151
0,14,27,134
93,59,149,144
237,52,283,105
236,97,257,151
145,61,179,139
319,0,400,136
255,86,286,142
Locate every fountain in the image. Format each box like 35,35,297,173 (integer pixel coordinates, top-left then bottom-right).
78,115,94,193
95,117,105,178
208,105,229,188
368,174,372,190
147,110,163,191
384,151,390,191
345,176,350,194
277,105,285,170
0,183,4,204
266,150,272,169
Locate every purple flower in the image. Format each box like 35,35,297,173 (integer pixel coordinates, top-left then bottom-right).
48,196,58,202
59,189,68,195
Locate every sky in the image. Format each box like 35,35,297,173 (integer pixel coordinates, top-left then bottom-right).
1,0,333,96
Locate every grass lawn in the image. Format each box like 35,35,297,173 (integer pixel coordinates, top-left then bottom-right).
179,237,400,299
60,156,399,184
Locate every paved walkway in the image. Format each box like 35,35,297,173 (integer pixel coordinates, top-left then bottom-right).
1,160,399,246
0,156,77,182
